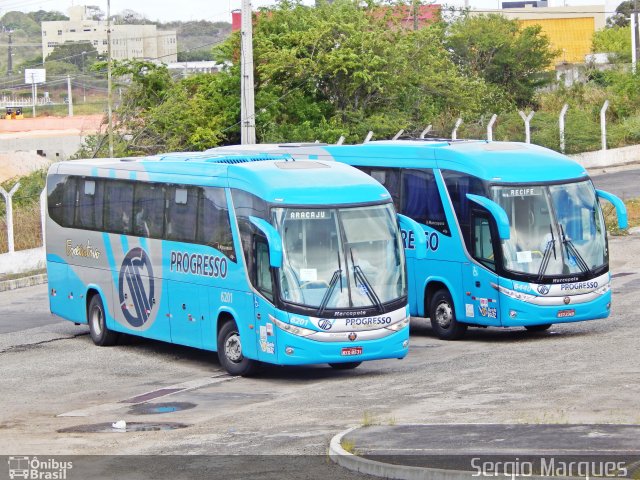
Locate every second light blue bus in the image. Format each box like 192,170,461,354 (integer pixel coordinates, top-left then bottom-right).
45,152,417,375
210,141,627,340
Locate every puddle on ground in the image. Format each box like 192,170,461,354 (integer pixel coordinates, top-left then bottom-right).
128,402,196,415
57,422,189,433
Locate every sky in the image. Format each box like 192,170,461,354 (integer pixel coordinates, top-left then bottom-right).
0,0,621,23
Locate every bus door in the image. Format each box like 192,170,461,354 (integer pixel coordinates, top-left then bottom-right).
463,210,501,326
168,279,206,348
253,238,279,362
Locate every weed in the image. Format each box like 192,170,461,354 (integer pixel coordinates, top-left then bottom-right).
341,438,356,454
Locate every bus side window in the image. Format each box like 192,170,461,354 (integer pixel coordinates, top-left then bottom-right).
367,168,401,211
198,187,236,261
104,180,134,235
75,178,104,230
166,186,198,242
48,175,76,227
401,169,449,235
472,212,496,271
133,182,165,238
255,238,274,301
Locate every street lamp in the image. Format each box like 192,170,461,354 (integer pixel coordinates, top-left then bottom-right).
81,51,87,103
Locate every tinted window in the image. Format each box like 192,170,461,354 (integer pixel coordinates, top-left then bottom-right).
48,175,76,227
473,214,495,271
231,189,269,286
198,187,235,261
359,167,401,210
401,169,449,235
166,186,198,242
75,178,104,230
256,239,274,301
104,180,134,234
442,170,487,250
133,183,165,238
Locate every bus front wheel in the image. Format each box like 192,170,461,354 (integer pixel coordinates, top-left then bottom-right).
430,289,467,340
88,294,119,346
217,321,258,376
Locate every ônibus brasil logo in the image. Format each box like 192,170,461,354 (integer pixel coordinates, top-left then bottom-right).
118,247,154,327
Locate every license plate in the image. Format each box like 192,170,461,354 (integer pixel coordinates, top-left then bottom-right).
557,309,575,318
341,347,363,356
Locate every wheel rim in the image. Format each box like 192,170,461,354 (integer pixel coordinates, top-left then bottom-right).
435,301,453,329
224,332,243,363
91,305,103,337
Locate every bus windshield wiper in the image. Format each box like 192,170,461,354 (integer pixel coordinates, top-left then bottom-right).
560,225,589,273
350,248,383,313
317,269,342,317
537,224,556,282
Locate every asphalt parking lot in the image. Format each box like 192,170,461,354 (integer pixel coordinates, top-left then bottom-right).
0,233,639,478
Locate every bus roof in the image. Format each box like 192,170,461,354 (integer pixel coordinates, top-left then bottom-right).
50,152,391,206
323,140,589,183
208,140,589,183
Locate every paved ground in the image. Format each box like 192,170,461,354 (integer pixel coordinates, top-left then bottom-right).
0,233,638,479
591,167,640,200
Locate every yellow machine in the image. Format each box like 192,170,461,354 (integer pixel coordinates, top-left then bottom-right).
5,106,24,120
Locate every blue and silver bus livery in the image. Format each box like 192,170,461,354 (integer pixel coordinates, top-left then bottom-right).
45,152,416,375
208,142,627,340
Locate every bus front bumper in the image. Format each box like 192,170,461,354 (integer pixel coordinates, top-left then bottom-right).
272,327,410,366
499,290,611,327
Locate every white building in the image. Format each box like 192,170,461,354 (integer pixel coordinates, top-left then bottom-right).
41,6,177,62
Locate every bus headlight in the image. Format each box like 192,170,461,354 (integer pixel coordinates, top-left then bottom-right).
270,315,316,337
594,283,611,296
386,317,410,332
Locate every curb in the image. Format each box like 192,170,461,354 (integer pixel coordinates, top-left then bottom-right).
329,427,462,480
0,273,48,292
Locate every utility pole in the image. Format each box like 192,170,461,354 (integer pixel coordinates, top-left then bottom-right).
67,74,73,117
635,0,640,73
240,0,256,144
81,51,87,103
413,0,419,31
107,0,114,157
7,32,13,75
31,72,36,118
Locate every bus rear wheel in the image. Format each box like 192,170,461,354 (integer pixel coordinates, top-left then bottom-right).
88,294,119,346
217,321,258,377
525,324,552,332
329,362,362,370
430,289,467,340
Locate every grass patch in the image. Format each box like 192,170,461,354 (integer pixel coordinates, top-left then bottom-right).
340,438,356,454
0,203,43,253
361,411,378,427
603,198,640,235
0,267,46,281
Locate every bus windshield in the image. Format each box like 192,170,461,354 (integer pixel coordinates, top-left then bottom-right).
273,204,406,311
491,180,607,278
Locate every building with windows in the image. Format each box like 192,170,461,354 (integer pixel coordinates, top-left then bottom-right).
41,6,177,62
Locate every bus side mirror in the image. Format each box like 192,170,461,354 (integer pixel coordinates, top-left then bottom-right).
397,214,427,259
596,189,628,230
466,194,511,241
249,216,283,268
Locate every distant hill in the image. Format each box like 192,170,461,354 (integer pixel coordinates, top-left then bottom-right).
159,20,232,61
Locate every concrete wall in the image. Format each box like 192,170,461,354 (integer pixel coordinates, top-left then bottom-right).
0,135,85,161
569,144,640,169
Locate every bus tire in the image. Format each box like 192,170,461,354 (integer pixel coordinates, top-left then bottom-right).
88,294,118,347
217,321,258,377
525,324,552,332
430,289,467,340
329,362,362,370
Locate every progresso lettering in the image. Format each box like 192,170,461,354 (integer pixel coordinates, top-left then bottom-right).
170,251,228,278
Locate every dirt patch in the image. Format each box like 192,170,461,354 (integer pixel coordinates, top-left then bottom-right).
0,114,102,134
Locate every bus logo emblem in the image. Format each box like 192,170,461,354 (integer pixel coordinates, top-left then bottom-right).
318,319,333,331
537,285,550,295
118,247,155,327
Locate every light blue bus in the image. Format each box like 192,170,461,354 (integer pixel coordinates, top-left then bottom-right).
209,141,627,340
45,152,417,375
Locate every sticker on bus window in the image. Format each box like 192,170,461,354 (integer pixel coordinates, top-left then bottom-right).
500,187,543,197
299,268,318,282
516,251,533,263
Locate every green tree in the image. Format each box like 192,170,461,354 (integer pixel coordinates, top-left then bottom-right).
607,1,633,27
46,42,99,70
446,13,558,107
27,10,69,23
592,26,631,63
